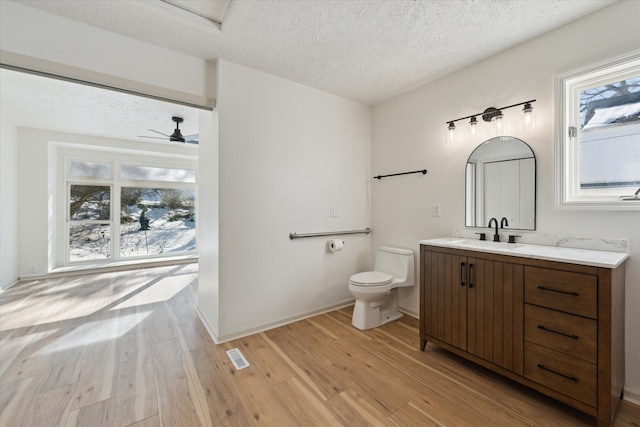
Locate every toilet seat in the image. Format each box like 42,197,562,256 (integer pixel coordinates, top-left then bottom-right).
350,271,393,287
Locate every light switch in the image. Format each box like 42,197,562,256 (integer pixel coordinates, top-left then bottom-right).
432,203,441,217
330,207,340,217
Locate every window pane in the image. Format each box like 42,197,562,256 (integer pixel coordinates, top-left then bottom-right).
69,160,111,178
120,165,196,183
579,77,640,190
120,187,196,257
69,223,111,261
580,77,640,128
70,185,111,220
580,124,640,189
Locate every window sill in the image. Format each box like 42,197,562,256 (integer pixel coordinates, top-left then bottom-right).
556,199,640,211
23,254,199,281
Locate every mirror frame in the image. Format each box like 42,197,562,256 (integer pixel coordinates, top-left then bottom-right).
465,136,537,231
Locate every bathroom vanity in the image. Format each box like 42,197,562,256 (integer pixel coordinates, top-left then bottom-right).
419,238,627,427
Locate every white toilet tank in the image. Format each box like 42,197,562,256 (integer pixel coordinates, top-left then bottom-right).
374,246,414,287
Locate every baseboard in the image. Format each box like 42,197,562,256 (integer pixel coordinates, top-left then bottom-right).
400,307,419,319
624,386,640,405
196,305,220,344
210,298,355,344
0,278,19,293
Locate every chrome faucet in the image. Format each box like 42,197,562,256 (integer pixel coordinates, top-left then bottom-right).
488,217,500,242
500,217,509,229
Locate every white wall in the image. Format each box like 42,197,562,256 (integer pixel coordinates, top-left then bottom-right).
197,108,220,338
201,59,371,341
0,113,19,288
372,1,640,399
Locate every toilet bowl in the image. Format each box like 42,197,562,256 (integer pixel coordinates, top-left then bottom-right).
349,246,414,330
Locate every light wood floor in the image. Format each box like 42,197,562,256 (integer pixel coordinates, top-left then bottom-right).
1,264,638,427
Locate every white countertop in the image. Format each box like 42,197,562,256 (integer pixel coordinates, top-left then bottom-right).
420,237,628,268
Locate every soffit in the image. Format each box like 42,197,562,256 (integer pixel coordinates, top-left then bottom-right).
163,0,231,25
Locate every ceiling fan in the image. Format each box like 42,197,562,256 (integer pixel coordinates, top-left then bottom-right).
139,116,199,144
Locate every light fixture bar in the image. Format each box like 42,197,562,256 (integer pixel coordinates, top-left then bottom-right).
446,99,536,125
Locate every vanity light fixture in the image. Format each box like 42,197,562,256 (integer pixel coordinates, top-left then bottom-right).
446,99,536,142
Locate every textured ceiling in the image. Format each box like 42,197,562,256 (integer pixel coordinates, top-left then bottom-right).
1,0,615,144
0,68,200,144
15,0,615,105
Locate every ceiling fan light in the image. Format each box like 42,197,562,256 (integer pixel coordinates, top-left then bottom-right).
170,116,185,142
170,129,185,142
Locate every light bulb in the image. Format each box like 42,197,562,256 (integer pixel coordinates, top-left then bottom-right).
468,116,479,141
520,102,536,130
491,111,504,135
447,122,456,144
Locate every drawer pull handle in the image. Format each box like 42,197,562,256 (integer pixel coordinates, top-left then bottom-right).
536,364,578,382
537,286,579,296
537,325,579,340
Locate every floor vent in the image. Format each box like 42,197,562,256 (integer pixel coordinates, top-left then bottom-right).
226,348,250,370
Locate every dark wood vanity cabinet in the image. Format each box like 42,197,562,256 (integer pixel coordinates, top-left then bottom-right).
420,249,524,373
420,244,625,427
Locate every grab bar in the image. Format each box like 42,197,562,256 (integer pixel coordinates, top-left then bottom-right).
289,227,371,240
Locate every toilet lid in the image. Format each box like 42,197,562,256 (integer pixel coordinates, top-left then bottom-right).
350,271,393,286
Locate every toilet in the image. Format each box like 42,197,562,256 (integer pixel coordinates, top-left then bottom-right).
349,246,415,330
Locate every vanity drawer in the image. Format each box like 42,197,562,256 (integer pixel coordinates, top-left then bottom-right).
524,342,597,407
524,266,597,318
524,304,596,363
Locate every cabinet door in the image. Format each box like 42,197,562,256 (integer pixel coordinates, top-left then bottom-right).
467,258,524,373
423,250,467,351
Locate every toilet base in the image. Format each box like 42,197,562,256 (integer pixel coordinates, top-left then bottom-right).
351,288,403,330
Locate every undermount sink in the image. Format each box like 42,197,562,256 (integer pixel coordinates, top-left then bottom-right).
454,239,524,249
442,238,465,244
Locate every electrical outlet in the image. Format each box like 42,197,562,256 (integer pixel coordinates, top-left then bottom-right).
432,203,441,217
30,265,36,273
330,207,340,217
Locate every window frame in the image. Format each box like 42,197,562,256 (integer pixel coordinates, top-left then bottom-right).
57,147,198,267
555,51,640,210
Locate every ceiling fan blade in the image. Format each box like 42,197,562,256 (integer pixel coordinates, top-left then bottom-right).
184,133,199,144
148,129,170,137
138,135,168,140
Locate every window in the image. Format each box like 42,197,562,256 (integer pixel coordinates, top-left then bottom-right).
62,156,197,265
120,187,195,257
68,184,113,262
556,51,640,209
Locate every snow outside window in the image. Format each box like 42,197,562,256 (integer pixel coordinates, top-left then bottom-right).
556,51,640,210
68,184,112,262
120,187,195,257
